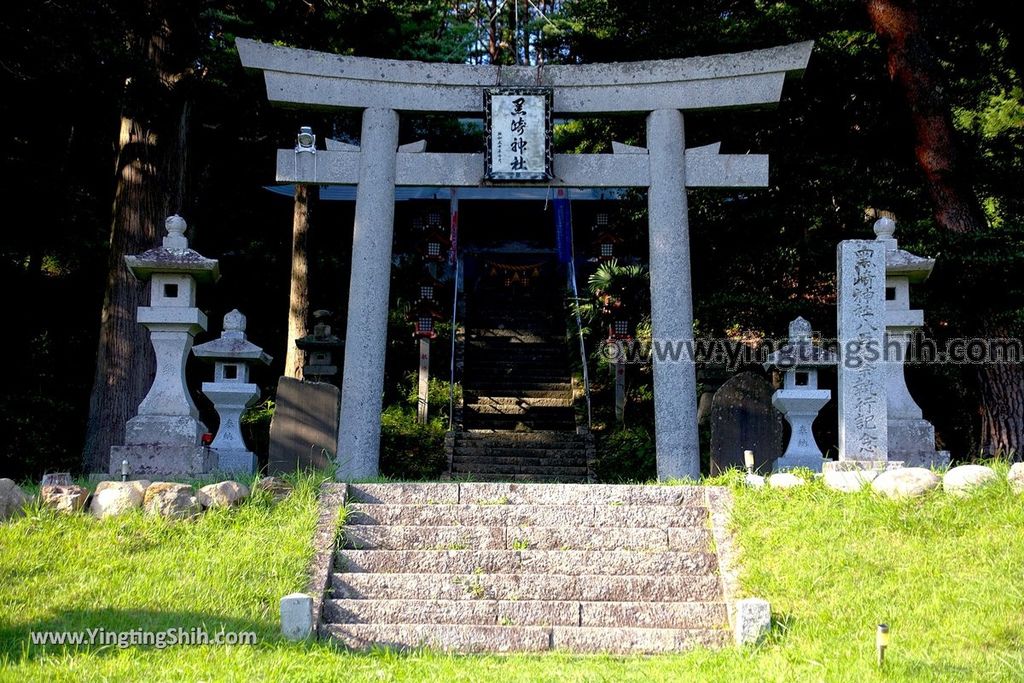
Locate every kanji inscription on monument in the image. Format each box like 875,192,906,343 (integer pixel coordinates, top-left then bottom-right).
484,88,552,181
837,239,888,462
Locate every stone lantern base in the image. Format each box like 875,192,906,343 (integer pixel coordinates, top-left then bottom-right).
109,444,215,478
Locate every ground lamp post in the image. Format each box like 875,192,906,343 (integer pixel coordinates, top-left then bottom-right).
109,215,220,477
295,310,344,384
764,316,836,472
193,309,272,474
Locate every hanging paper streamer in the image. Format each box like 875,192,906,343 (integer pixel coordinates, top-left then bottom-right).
553,188,573,265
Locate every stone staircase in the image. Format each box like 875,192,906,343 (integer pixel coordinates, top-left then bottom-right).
322,482,731,653
450,262,591,482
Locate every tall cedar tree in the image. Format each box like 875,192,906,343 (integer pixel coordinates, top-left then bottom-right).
866,0,1024,455
82,0,201,472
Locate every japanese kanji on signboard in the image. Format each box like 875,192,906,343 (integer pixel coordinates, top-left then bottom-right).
484,87,553,181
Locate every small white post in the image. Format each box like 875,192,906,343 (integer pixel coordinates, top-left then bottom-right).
280,593,313,640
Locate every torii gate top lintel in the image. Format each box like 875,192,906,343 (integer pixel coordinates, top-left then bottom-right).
236,38,813,114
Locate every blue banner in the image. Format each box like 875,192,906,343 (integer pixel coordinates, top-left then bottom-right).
553,189,573,265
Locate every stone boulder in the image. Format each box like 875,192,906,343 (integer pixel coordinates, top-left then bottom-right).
767,473,805,489
41,485,90,513
254,476,293,501
143,482,200,520
0,478,31,521
745,473,765,489
1007,463,1024,495
90,480,150,519
198,481,250,508
942,465,998,497
823,470,878,493
871,468,940,499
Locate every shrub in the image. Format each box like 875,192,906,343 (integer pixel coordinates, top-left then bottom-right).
379,405,446,480
595,425,656,482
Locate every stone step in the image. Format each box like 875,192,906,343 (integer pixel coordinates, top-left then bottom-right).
449,473,590,483
464,403,575,416
330,572,722,602
455,431,582,443
327,623,729,654
451,454,587,467
451,463,589,477
464,389,570,400
347,483,704,506
341,525,711,551
336,549,719,576
324,598,726,628
462,381,572,393
464,396,573,408
347,504,706,528
451,447,587,459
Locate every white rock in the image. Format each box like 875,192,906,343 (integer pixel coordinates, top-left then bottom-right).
90,481,147,519
767,473,805,489
1008,463,1024,495
143,482,200,520
0,478,31,521
96,479,151,497
745,473,765,489
197,481,250,508
871,467,940,499
942,464,998,496
824,470,878,493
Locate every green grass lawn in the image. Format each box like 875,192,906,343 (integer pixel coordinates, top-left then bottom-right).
1,468,1022,682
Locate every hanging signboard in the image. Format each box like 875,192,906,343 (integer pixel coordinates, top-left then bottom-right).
484,87,553,182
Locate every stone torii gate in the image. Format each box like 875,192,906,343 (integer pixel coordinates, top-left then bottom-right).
237,38,813,481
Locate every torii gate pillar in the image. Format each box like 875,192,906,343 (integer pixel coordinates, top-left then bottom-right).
647,109,698,479
337,108,399,479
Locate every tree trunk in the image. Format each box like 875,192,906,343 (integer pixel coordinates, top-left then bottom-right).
284,184,314,379
81,3,196,473
866,0,1024,456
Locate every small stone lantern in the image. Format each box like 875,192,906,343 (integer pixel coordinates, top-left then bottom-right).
192,309,272,473
873,217,949,467
764,317,836,472
295,310,344,383
109,215,220,477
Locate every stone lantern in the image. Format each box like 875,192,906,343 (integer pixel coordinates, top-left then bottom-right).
295,310,344,383
193,309,272,473
109,215,220,476
873,217,949,467
764,316,836,472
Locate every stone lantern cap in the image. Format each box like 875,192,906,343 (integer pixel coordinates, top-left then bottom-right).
764,316,837,369
296,310,344,351
873,217,935,283
125,215,221,283
193,309,272,364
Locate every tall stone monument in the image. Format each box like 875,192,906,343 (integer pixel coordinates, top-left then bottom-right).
109,215,220,477
836,239,889,465
764,317,836,472
192,309,272,473
873,217,949,467
709,371,784,474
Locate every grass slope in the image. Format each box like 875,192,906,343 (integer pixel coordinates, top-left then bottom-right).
0,468,1022,682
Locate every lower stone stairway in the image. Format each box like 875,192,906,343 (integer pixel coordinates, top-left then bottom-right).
324,482,731,654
